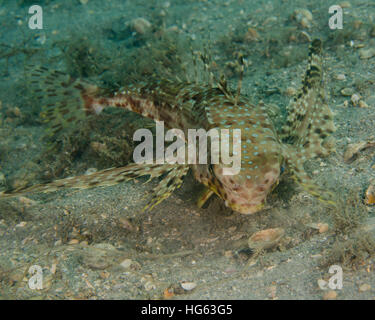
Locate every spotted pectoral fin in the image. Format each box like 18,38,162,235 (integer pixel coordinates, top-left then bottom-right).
0,163,190,212
0,163,186,199
281,39,324,142
281,39,336,159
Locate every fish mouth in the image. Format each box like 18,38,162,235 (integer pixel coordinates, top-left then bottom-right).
226,201,265,214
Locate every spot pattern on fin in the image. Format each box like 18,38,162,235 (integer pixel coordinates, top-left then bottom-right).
281,39,336,159
28,66,99,141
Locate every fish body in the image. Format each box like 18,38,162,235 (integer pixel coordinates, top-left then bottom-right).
0,39,335,214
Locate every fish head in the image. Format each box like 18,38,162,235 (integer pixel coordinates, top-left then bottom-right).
202,95,284,214
209,157,281,214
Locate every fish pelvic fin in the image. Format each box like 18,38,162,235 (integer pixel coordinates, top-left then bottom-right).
142,164,189,212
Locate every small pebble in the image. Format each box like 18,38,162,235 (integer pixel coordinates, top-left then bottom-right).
100,271,110,279
339,1,351,8
351,94,361,106
120,259,133,269
285,87,297,97
244,27,259,42
224,250,233,258
341,88,354,96
353,20,363,30
344,140,375,163
248,228,285,251
365,180,375,205
15,221,27,228
50,263,57,274
144,281,156,291
358,100,369,108
307,223,329,233
318,223,329,233
359,48,375,59
323,290,337,300
130,17,152,35
118,217,135,231
181,282,197,291
68,239,79,245
163,287,174,299
359,284,371,292
293,9,313,28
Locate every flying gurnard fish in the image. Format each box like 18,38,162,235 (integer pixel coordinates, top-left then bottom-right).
0,39,336,214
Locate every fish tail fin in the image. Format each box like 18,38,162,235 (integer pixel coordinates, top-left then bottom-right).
28,66,103,142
